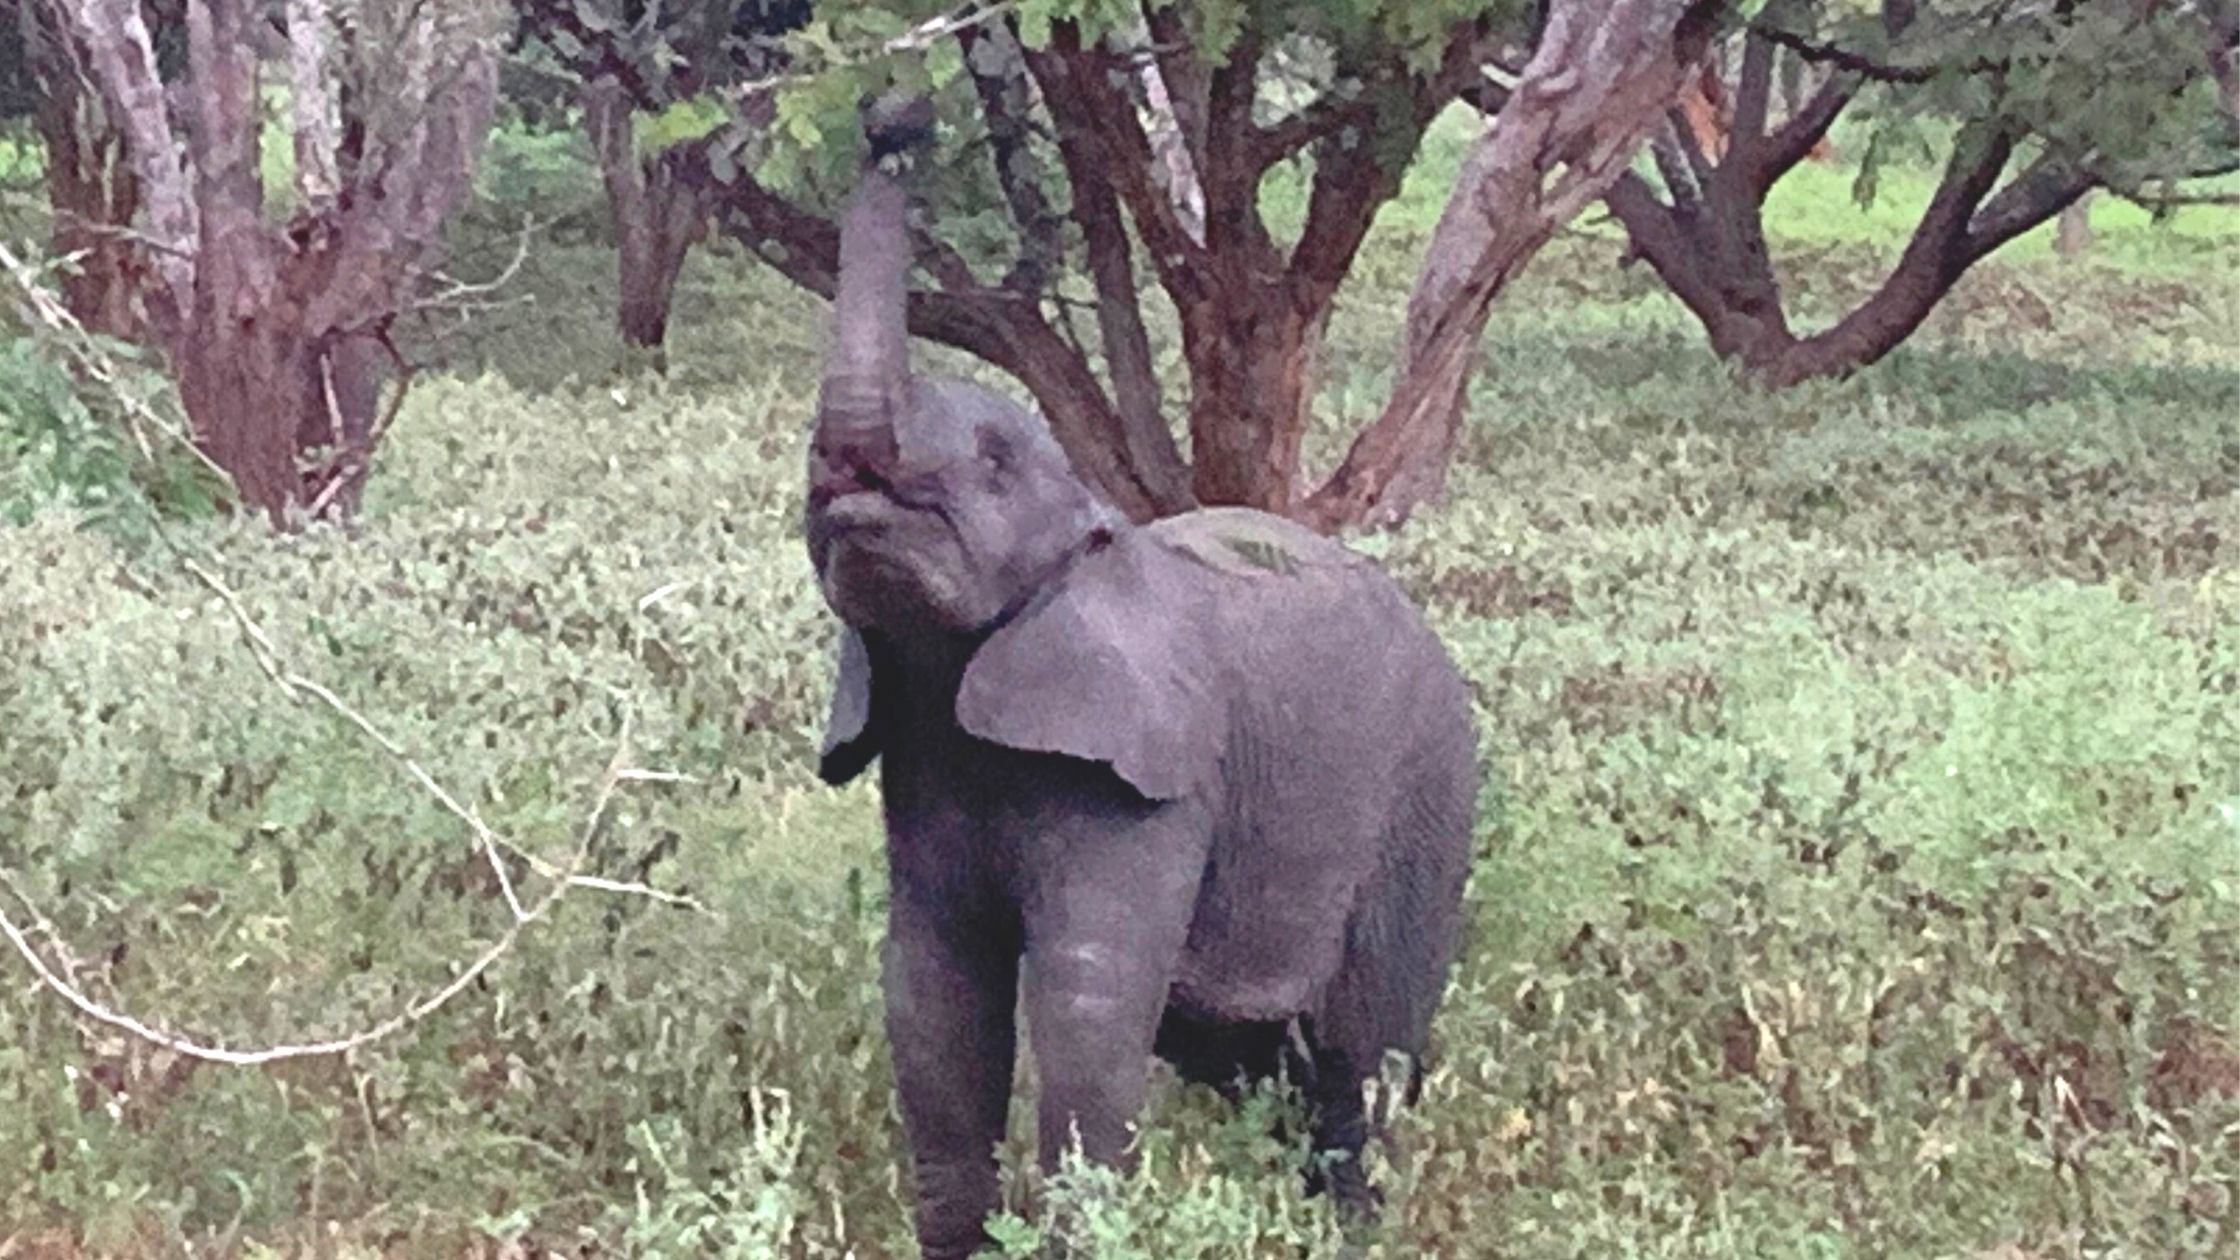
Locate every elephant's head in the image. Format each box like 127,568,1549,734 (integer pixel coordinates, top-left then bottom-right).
805,96,1113,637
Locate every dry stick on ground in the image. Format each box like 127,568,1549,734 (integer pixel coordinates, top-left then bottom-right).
0,560,707,1066
182,558,705,913
0,722,649,1067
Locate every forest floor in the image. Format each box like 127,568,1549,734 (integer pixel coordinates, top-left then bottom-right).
2,112,2237,1257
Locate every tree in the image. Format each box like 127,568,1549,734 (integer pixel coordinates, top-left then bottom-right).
1603,0,2235,387
43,0,505,526
516,1,811,356
531,0,1717,527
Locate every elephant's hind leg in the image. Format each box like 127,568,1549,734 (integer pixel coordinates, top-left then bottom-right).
1299,776,1474,1220
1289,1011,1383,1219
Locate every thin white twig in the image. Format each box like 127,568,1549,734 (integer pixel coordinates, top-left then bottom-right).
178,559,702,912
0,225,715,1068
635,578,696,613
414,213,539,312
0,728,641,1066
726,0,1019,104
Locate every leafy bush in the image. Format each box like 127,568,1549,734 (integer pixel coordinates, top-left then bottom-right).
0,316,223,544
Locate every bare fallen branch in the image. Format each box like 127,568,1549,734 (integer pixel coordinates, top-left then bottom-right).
0,249,714,1068
0,725,646,1066
179,558,708,915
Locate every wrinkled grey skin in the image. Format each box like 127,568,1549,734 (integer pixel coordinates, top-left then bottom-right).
805,114,1477,1260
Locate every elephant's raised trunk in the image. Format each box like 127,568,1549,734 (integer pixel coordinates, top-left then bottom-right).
818,96,933,474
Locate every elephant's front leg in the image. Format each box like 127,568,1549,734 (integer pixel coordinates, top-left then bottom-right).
1022,799,1211,1171
884,891,1019,1260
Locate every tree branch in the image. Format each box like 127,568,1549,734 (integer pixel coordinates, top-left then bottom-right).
1647,115,1705,210
1138,0,1209,165
1036,47,1193,511
1197,24,1273,264
1288,23,1493,314
1130,3,1208,245
1963,149,2097,264
182,0,264,223
1730,10,1778,156
1024,25,1206,306
958,22,1062,295
1758,70,1856,186
1747,21,1962,85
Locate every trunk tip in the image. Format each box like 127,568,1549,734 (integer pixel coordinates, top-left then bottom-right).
862,90,936,161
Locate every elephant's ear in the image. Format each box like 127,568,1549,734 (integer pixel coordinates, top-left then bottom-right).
956,537,1216,801
818,627,882,785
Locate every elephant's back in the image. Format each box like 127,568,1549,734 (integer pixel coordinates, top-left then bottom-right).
1147,509,1476,1024
1143,508,1371,583
1144,508,1462,715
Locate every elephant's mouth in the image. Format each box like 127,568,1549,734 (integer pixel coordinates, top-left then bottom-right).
816,488,903,533
811,469,952,545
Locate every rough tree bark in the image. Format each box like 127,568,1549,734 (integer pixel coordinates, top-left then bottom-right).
581,77,712,355
1600,5,2100,389
21,3,143,338
1303,0,1721,529
57,0,500,526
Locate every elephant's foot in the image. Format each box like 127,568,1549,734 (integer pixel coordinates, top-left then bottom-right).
911,1161,1001,1260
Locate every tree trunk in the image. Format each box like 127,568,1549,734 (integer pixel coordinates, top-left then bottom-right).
59,0,499,527
1615,115,2091,389
168,222,390,526
1605,170,1796,368
1182,290,1320,512
584,78,709,355
25,2,143,339
1597,0,2143,391
1306,0,1718,529
35,87,143,340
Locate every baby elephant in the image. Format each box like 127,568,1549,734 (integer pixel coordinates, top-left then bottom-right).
806,114,1477,1260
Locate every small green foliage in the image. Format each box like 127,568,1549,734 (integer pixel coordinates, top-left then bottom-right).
0,329,221,544
635,97,731,153
0,337,135,526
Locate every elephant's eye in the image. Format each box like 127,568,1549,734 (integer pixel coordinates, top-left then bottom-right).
976,428,1015,476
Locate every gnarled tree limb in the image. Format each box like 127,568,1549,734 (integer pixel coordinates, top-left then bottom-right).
1306,0,1720,528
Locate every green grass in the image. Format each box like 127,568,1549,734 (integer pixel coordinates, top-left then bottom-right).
1,119,2237,1259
